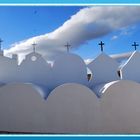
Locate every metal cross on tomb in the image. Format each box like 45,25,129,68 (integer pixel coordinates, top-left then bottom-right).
98,41,105,52
32,42,37,53
132,42,139,51
0,38,3,50
65,42,71,53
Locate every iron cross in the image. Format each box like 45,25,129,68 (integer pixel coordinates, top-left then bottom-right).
0,38,3,50
32,42,37,53
132,42,139,51
65,42,71,53
98,41,105,52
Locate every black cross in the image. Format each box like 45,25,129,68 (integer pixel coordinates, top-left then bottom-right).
98,41,105,52
65,42,71,53
0,38,3,50
32,42,37,53
132,42,139,51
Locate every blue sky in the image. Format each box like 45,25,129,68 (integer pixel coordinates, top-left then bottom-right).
0,6,82,48
76,24,140,60
1,6,140,61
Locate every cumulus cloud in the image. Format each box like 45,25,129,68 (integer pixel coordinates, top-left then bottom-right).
4,6,140,62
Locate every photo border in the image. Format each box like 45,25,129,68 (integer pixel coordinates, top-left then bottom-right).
0,0,140,139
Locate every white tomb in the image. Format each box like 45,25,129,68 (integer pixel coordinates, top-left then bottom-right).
120,51,140,82
100,80,140,133
0,83,48,133
45,83,101,134
18,52,53,96
52,53,88,88
88,53,120,87
0,54,18,83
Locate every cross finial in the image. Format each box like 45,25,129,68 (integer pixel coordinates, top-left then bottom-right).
98,41,105,52
132,42,139,51
0,38,3,50
65,42,71,53
32,42,37,53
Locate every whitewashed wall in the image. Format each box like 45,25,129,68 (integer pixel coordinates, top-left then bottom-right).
0,81,140,133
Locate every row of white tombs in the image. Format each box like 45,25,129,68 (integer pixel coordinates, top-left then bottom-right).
1,50,140,133
0,50,140,98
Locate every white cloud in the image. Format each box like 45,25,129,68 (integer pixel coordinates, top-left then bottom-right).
120,26,134,36
84,58,93,64
111,35,118,40
4,6,140,62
